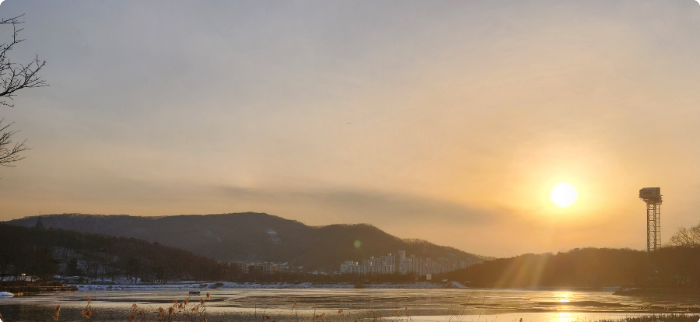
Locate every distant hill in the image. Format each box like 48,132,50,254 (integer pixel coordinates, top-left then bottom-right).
7,213,483,271
0,224,226,282
438,247,700,288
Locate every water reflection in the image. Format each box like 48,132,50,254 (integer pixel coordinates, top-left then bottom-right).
1,288,699,322
555,292,572,303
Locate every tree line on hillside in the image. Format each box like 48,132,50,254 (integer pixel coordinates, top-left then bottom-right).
439,222,700,288
0,224,234,282
438,248,647,287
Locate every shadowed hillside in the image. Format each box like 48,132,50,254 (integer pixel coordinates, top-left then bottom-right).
439,247,700,288
439,248,646,287
0,224,227,282
7,213,483,271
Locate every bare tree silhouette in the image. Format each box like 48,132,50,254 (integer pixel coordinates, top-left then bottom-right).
0,14,47,167
669,223,700,248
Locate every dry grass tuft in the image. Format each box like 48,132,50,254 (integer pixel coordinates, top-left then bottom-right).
80,295,93,319
52,305,61,321
599,315,700,322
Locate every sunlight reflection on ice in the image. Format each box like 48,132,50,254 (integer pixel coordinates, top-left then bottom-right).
402,312,688,322
555,292,572,303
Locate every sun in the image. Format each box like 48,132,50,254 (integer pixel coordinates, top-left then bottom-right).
550,183,578,208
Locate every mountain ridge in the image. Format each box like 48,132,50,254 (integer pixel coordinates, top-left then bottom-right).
7,212,485,271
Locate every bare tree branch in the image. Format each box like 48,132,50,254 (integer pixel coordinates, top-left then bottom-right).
0,14,46,167
0,119,28,166
0,14,47,108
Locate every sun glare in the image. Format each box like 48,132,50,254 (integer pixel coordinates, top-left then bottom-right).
550,183,578,208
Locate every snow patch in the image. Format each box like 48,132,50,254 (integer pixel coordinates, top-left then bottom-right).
266,229,281,244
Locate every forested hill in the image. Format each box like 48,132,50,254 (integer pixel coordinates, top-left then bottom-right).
8,213,483,271
0,224,226,282
439,247,700,288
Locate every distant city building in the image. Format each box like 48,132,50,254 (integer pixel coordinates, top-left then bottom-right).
340,250,477,276
230,262,291,274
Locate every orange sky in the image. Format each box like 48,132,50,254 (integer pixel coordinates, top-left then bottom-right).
1,1,700,257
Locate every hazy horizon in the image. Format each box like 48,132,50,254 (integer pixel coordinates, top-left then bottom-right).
1,0,700,257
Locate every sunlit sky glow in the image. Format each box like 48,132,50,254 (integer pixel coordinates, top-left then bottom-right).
550,183,578,208
1,1,700,257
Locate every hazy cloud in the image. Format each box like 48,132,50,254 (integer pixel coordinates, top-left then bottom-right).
219,186,500,226
0,1,699,256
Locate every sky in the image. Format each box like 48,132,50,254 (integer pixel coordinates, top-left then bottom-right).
1,0,700,257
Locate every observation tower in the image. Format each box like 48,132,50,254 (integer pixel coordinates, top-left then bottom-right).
639,187,662,254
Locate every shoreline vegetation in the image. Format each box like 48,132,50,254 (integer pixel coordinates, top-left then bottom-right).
613,287,700,296
7,276,700,294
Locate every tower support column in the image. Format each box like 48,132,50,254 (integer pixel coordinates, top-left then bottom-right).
640,187,662,256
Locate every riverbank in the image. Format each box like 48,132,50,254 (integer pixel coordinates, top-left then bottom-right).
614,287,700,296
0,285,77,293
73,281,445,291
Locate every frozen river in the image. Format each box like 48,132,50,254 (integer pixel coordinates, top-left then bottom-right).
1,287,699,321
